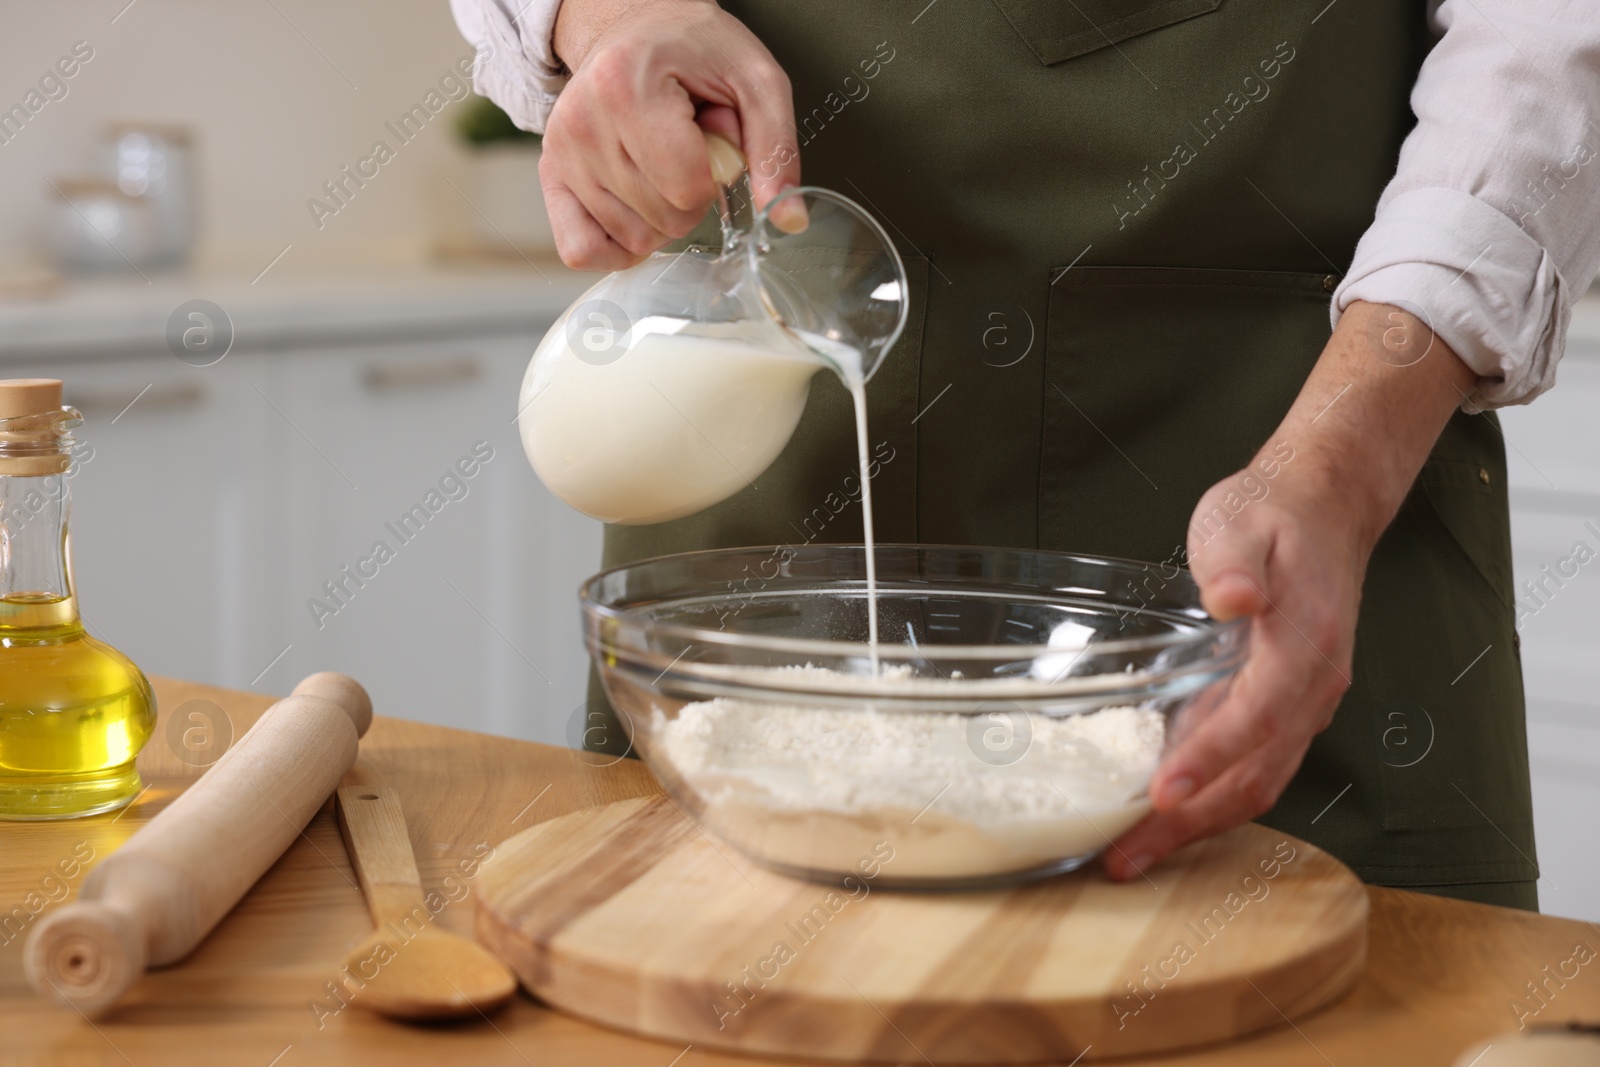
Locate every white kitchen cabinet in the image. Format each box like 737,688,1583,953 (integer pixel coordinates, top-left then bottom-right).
1501,326,1600,923
2,352,282,689
267,333,599,744
1501,354,1600,498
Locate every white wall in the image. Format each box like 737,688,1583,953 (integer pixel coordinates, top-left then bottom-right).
0,0,484,271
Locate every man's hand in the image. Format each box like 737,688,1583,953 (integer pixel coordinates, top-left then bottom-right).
543,0,801,270
1104,461,1363,877
1104,300,1479,879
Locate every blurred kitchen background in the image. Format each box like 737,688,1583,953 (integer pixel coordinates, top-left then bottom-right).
3,2,1596,920
0,2,599,744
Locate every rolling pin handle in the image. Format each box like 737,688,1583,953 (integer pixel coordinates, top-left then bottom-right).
23,899,148,1016
292,671,373,738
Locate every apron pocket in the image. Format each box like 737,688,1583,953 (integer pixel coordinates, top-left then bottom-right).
1349,426,1533,871
990,0,1222,65
1040,264,1334,564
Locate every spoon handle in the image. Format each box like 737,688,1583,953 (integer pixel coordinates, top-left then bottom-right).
335,785,425,929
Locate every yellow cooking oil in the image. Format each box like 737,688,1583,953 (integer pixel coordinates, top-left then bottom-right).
1,377,155,819
0,592,155,819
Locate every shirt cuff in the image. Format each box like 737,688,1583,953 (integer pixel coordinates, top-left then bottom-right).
1331,186,1571,413
451,0,568,133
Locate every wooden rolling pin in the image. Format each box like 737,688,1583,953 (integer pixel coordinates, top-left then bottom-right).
23,672,373,1016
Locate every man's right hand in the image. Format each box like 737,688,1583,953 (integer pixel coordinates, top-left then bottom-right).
544,0,801,270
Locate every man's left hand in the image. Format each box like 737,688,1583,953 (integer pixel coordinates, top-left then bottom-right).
1103,300,1478,879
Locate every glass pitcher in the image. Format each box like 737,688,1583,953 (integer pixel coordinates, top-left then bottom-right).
517,135,909,526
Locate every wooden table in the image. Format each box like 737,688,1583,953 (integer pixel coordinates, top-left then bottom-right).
2,678,1595,1067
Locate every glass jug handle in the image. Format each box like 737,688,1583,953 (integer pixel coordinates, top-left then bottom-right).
702,130,747,244
704,130,745,187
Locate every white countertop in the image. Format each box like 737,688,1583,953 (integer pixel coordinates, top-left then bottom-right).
0,261,594,362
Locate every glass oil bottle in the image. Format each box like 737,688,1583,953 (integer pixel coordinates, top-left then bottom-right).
0,378,154,818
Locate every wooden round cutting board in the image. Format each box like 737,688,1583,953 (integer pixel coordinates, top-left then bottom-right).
475,795,1367,1063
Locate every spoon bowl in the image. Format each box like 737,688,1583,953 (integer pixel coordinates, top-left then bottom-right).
339,924,515,1019
335,785,518,1020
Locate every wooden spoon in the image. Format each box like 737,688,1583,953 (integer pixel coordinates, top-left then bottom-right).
334,785,516,1019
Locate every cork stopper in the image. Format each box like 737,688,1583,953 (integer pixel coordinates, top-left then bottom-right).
0,379,71,476
0,379,63,420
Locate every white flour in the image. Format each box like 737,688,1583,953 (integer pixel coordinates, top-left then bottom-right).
651,700,1165,879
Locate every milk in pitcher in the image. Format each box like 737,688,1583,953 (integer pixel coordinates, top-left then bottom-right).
519,320,821,526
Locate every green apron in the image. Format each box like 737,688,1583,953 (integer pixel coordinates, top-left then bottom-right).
592,0,1539,909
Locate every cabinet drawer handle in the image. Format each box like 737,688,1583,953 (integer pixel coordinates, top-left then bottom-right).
68,382,206,414
363,357,482,392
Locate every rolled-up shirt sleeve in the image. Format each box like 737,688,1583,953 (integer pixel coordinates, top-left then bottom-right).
1332,0,1600,411
450,0,568,133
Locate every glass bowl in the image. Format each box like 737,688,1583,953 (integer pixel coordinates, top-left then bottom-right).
581,544,1247,889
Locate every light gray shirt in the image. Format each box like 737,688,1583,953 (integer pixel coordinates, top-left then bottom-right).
451,0,1600,409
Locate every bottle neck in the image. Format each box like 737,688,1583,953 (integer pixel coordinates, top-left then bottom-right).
0,409,81,632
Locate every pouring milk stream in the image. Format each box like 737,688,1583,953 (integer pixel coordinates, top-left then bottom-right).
518,133,908,666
